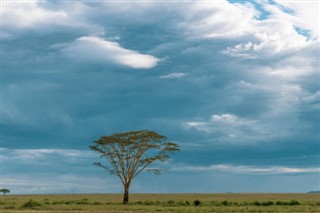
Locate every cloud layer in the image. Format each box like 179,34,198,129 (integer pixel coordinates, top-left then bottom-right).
1,0,319,193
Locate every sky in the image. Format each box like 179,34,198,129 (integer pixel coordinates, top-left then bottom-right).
0,0,319,194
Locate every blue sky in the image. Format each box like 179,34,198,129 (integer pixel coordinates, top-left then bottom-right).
1,0,319,194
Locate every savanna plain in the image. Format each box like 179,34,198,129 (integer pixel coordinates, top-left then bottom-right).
1,193,319,213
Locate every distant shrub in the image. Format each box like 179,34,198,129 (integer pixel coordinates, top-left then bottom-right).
136,201,143,205
275,200,300,206
221,200,231,206
93,202,101,205
52,200,65,205
21,199,42,209
4,206,15,209
289,200,300,205
253,201,261,206
76,199,89,205
261,201,274,206
167,200,175,205
193,199,201,206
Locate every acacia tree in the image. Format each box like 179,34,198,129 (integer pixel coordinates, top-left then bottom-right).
0,188,10,196
89,130,180,204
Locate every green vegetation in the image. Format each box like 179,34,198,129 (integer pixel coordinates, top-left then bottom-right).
193,199,201,206
90,130,180,204
0,188,10,196
0,193,319,212
21,199,42,209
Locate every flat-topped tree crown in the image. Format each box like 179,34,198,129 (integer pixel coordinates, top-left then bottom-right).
89,130,180,204
0,188,10,196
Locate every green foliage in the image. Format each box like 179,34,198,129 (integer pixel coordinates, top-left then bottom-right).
193,199,201,206
0,188,10,195
221,200,231,206
76,198,89,205
177,200,190,206
289,200,300,205
275,200,300,206
261,201,274,206
252,200,276,206
167,200,175,205
21,199,42,209
253,201,261,206
93,201,102,205
90,130,180,204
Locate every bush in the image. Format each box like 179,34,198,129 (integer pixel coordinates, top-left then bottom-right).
275,200,300,206
253,201,261,206
21,199,42,209
193,199,201,206
93,202,101,205
261,201,274,206
4,206,15,209
289,200,300,206
76,199,89,205
167,200,175,205
221,200,231,206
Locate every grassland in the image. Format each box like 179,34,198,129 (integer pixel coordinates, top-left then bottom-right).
0,193,319,212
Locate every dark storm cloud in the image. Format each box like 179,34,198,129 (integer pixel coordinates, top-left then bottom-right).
1,0,319,193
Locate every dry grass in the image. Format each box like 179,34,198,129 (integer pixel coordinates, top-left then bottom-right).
0,193,319,212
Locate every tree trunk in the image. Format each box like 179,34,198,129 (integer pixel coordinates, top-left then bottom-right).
123,184,129,204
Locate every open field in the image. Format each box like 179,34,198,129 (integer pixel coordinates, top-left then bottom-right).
0,193,319,212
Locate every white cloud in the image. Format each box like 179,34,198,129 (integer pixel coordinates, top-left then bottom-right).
184,121,211,132
189,1,316,57
172,164,320,174
223,19,309,57
185,113,258,134
182,1,259,38
60,36,159,69
211,114,256,125
1,0,89,29
1,148,94,162
270,1,319,39
159,72,187,79
184,113,279,144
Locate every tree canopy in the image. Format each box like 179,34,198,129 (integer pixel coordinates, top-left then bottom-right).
90,130,180,203
0,188,10,196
